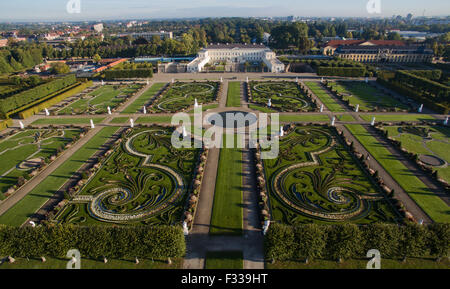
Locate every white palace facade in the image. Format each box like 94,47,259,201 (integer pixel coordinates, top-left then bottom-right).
187,43,285,73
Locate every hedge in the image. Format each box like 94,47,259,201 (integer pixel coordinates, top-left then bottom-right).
0,118,12,131
317,67,367,77
265,223,450,261
104,69,153,79
18,81,93,119
0,225,186,259
377,77,449,114
395,70,449,99
0,74,77,118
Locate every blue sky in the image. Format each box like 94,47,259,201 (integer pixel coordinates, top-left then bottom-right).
0,0,448,21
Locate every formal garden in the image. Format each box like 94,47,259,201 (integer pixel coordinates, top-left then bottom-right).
54,126,201,226
149,81,219,113
326,81,409,112
379,124,450,184
56,84,143,115
249,81,315,112
260,125,400,225
0,128,85,200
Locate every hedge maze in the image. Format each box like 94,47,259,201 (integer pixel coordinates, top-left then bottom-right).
56,126,200,226
249,81,315,112
262,125,399,225
150,81,219,113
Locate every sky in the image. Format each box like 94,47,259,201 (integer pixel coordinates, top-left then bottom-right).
0,0,449,22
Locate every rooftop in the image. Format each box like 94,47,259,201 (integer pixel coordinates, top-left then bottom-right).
205,43,267,50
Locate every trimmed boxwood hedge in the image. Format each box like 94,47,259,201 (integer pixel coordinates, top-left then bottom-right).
0,75,77,118
265,223,449,261
0,225,185,259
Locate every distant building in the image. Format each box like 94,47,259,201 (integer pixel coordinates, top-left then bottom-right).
93,23,104,33
335,45,433,63
187,43,285,73
322,40,406,56
118,31,173,41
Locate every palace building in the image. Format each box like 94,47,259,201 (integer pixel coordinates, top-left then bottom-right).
187,43,285,73
322,40,433,63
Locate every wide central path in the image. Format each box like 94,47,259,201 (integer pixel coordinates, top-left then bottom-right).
183,80,264,269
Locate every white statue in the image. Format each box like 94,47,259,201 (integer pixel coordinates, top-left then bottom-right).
104,257,108,264
320,104,324,113
444,117,449,126
19,121,25,129
194,98,199,108
135,257,139,264
130,118,134,128
267,98,272,107
143,106,147,114
101,80,105,86
220,77,223,83
355,104,360,112
418,104,424,113
365,77,369,83
331,117,336,127
107,106,111,115
183,221,189,236
29,221,36,228
146,79,150,85
90,119,95,129
246,77,249,83
295,77,299,83
371,117,376,126
263,220,270,235
279,126,284,137
45,108,50,116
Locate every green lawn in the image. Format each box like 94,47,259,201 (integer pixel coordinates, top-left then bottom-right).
31,118,105,125
360,114,435,122
279,114,330,123
121,83,166,114
109,117,130,124
383,125,450,183
58,84,142,115
205,251,244,269
266,258,450,269
305,82,345,112
0,127,119,226
336,114,356,122
329,81,408,111
136,116,180,124
0,257,182,269
186,103,219,113
226,82,242,107
210,135,243,235
346,124,449,223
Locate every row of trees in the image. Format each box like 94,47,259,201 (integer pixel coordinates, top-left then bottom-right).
395,70,449,99
0,43,49,74
265,223,449,262
0,225,185,259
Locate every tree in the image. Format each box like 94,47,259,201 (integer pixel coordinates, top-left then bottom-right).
93,53,102,64
50,62,70,75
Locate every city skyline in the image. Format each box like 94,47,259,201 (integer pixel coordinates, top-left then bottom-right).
0,0,449,22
